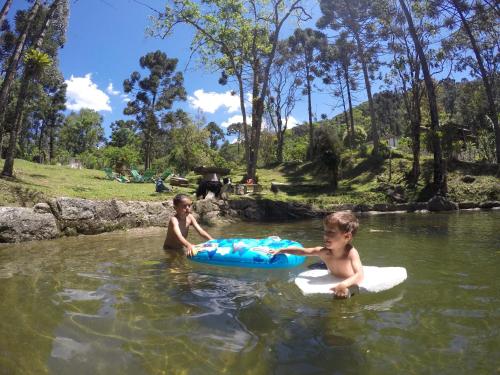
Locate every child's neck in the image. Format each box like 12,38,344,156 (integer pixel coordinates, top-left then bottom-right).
175,212,187,220
329,244,352,257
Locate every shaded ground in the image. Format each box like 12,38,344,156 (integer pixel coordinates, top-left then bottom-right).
0,154,498,208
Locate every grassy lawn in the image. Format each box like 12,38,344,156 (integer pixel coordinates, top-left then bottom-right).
0,159,193,206
0,156,498,207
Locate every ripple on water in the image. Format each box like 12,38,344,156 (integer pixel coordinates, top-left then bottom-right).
58,288,105,302
50,336,91,361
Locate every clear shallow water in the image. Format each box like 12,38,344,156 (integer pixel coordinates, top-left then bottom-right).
0,211,499,374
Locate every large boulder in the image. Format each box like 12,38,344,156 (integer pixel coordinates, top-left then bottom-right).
0,207,60,243
50,197,175,234
427,195,459,211
479,201,500,209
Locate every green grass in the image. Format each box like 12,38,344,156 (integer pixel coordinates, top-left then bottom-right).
0,156,498,208
0,159,193,206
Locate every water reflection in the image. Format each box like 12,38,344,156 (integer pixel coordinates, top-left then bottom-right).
0,211,499,374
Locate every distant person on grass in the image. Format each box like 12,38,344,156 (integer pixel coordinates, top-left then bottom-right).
163,194,213,256
271,211,364,298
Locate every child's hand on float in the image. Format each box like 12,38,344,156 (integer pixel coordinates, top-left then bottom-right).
185,244,195,257
332,283,349,299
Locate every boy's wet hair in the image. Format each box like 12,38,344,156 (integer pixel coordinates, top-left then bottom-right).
173,194,191,207
324,211,359,236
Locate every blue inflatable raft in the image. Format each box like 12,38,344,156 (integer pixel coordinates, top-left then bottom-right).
190,237,305,269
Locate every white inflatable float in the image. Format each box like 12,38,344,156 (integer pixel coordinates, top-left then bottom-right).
295,266,407,295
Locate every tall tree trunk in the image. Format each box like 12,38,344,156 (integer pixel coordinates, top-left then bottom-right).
352,30,379,155
344,68,355,148
451,0,499,164
399,58,422,186
48,120,55,163
0,124,4,158
244,0,298,181
237,75,250,165
337,73,351,148
275,107,284,163
0,0,13,25
248,97,264,180
247,57,262,180
144,122,151,171
2,0,60,176
37,119,46,163
0,0,41,129
2,83,28,176
306,63,314,160
399,0,446,194
410,87,422,186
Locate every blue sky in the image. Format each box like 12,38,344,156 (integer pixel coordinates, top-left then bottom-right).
11,0,338,139
9,1,474,140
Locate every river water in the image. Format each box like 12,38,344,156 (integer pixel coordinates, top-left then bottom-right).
0,211,499,374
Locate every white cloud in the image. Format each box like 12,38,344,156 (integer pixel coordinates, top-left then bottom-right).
106,82,120,95
221,115,245,128
121,93,130,103
221,114,300,132
188,89,241,114
65,74,111,112
285,115,300,129
230,138,241,144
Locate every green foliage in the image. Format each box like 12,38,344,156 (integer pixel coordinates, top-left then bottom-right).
23,48,52,75
258,131,277,166
167,122,210,175
397,137,413,154
77,149,103,170
312,125,343,188
123,50,186,169
219,141,244,165
342,125,367,147
102,145,141,172
154,0,310,178
372,90,405,137
282,133,308,162
59,109,104,156
52,148,71,165
460,129,497,163
108,120,139,148
206,121,224,149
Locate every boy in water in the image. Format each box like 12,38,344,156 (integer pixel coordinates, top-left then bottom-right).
163,194,213,256
272,211,364,298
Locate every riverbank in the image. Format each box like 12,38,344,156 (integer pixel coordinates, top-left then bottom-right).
1,196,499,243
1,158,499,208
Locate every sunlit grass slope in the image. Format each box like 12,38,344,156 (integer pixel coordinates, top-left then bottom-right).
0,157,497,208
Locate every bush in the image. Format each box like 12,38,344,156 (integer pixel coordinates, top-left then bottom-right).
342,125,367,148
53,149,72,165
283,135,308,162
78,149,104,170
397,136,412,154
312,125,343,188
102,145,141,172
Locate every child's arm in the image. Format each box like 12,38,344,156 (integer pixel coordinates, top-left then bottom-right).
270,246,323,256
170,217,196,256
332,249,364,298
190,214,213,241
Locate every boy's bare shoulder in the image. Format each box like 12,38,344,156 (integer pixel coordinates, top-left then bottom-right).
348,247,361,258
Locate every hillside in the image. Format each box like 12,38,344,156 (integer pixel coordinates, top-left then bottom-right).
1,155,498,208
